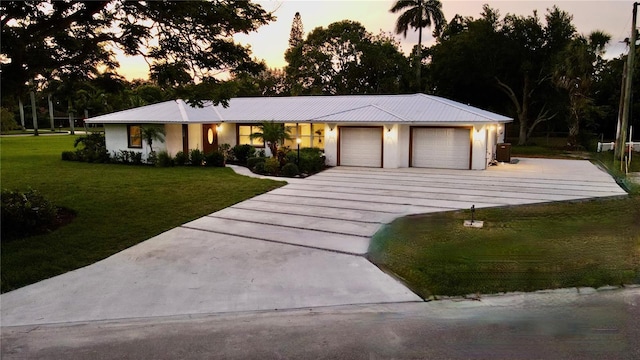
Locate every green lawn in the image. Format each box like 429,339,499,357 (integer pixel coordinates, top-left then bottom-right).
0,136,284,293
369,197,640,299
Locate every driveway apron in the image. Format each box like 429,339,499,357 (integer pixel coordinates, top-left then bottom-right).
0,158,626,326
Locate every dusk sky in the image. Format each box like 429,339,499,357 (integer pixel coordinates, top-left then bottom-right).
117,1,637,80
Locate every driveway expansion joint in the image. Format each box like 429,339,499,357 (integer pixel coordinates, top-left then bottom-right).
180,225,368,256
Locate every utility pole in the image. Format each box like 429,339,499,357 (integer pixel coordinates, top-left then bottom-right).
615,2,638,160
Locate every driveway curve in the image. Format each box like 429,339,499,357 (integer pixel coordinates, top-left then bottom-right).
0,158,626,326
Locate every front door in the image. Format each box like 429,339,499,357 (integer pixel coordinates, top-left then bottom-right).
202,124,218,154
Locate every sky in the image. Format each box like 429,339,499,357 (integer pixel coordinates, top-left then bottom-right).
116,0,637,80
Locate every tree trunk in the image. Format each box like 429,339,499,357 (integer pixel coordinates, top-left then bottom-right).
517,75,531,145
48,95,55,131
30,87,39,136
567,113,580,149
18,98,26,130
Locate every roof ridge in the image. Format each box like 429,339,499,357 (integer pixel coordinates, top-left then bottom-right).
176,99,190,122
369,104,407,121
417,93,496,121
310,104,374,120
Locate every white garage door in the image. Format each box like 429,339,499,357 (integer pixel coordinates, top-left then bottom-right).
412,128,470,169
340,127,382,167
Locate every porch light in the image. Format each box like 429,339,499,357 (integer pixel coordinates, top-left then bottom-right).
216,123,222,132
296,137,302,144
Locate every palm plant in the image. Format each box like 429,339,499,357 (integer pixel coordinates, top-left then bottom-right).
390,0,445,91
141,126,166,153
250,121,291,157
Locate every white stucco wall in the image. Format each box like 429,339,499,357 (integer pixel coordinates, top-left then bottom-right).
188,124,202,152
398,125,410,168
383,124,399,169
324,124,338,166
104,124,131,158
217,122,236,147
165,124,182,156
471,125,488,170
104,124,166,161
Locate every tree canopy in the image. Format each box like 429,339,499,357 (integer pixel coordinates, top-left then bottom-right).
427,5,613,146
285,21,410,95
1,0,274,107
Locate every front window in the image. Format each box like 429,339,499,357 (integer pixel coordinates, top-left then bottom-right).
127,125,142,148
284,123,324,149
237,125,264,147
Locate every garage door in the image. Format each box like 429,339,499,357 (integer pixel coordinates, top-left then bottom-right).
340,127,382,167
412,128,470,169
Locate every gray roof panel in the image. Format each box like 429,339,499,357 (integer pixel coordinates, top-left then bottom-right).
85,94,513,124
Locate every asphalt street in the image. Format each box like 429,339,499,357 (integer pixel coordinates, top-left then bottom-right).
2,287,638,359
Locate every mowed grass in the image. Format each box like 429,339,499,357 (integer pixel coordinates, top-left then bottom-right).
369,197,640,298
0,135,284,293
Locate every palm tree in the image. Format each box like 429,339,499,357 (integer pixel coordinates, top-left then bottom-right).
390,0,445,91
141,126,166,153
554,31,610,149
250,121,292,157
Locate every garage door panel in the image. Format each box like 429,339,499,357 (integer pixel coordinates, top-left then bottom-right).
412,128,470,169
340,128,382,167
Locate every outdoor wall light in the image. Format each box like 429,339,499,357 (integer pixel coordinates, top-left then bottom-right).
216,123,222,132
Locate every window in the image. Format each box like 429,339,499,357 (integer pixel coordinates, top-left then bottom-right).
237,125,264,147
127,125,142,148
284,123,325,149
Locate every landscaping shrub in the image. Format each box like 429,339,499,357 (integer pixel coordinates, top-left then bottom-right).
263,157,280,175
253,161,265,174
247,156,266,170
174,151,189,166
189,149,205,166
1,107,19,133
156,151,174,167
72,133,110,163
61,151,77,161
1,188,58,241
281,162,299,177
146,151,158,166
286,147,325,174
113,150,143,165
299,147,325,173
204,151,225,167
231,144,256,165
218,143,232,162
276,147,289,166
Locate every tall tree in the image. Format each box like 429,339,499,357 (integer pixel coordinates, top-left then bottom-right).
288,12,304,49
429,5,579,145
285,21,410,95
0,1,273,108
554,31,611,148
390,0,445,92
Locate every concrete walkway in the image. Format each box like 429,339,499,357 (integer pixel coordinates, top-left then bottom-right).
0,158,627,326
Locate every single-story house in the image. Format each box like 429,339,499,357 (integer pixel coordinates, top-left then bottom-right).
85,93,512,170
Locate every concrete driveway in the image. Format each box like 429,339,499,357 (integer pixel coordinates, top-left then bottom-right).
0,158,627,326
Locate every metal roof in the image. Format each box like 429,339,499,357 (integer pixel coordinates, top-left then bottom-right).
85,93,512,124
